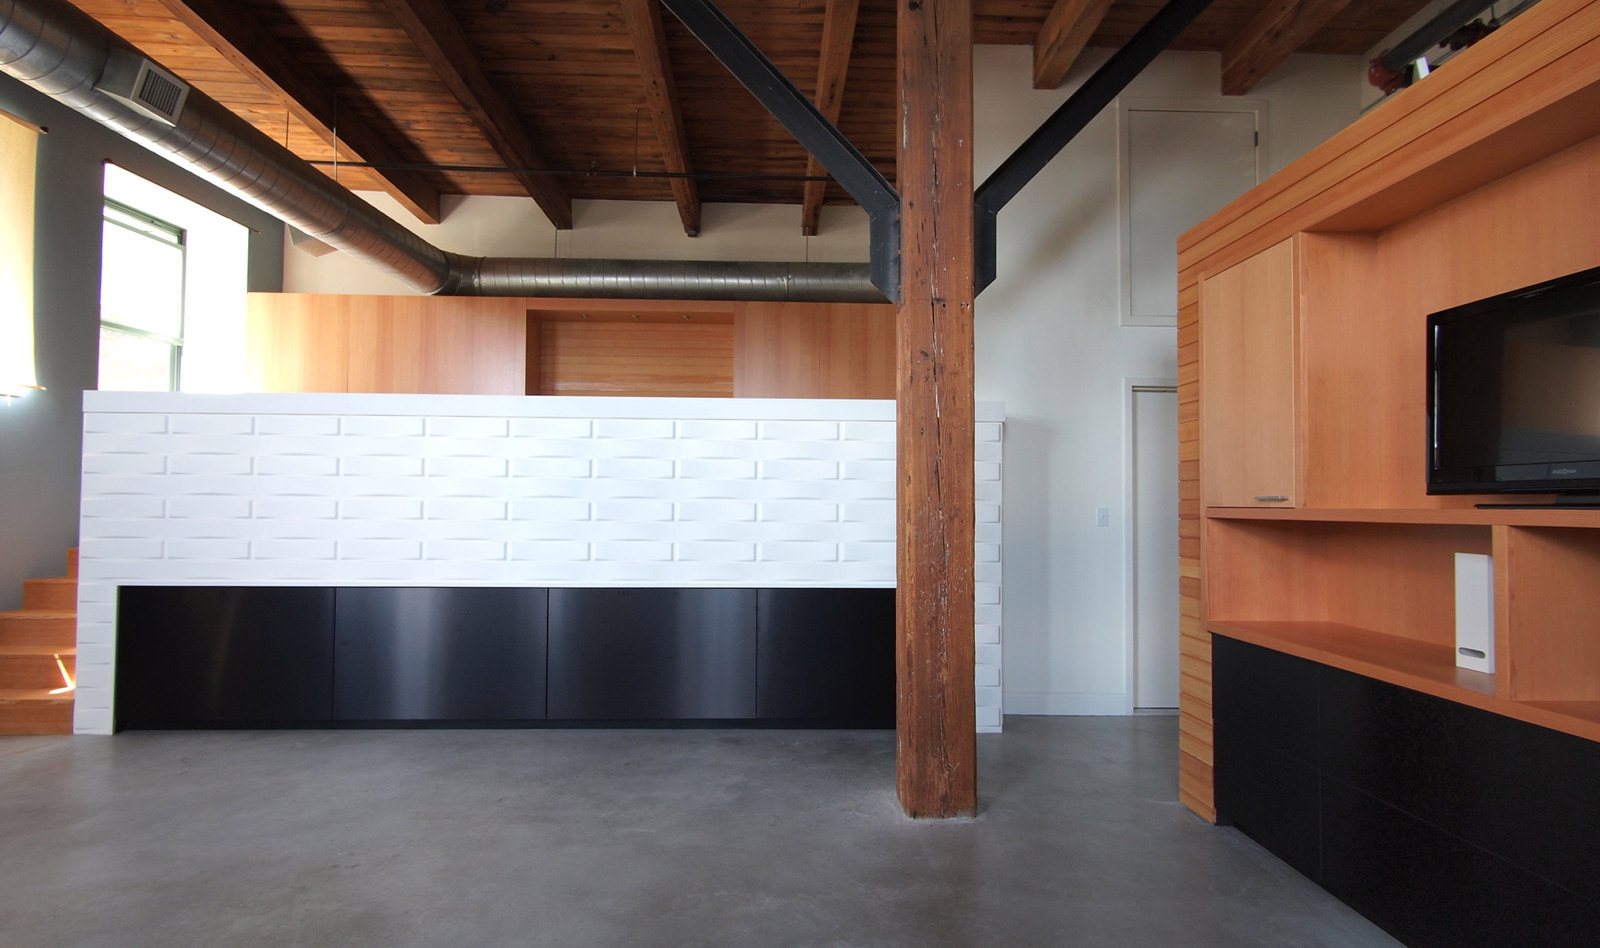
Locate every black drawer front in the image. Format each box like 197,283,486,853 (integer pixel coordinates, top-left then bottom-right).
1320,665,1600,905
116,586,334,728
756,588,894,725
1213,634,1600,947
1212,633,1319,766
333,587,548,722
1321,777,1600,948
547,587,759,721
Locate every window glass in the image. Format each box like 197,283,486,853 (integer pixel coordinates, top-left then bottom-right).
97,326,176,391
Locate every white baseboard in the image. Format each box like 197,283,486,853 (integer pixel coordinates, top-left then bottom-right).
1004,692,1128,716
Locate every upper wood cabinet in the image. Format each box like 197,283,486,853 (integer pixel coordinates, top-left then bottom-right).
1200,237,1298,507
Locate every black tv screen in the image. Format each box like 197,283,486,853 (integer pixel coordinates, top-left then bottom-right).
1428,263,1600,496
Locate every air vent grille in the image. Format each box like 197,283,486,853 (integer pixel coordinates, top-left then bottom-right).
94,49,190,126
135,68,185,121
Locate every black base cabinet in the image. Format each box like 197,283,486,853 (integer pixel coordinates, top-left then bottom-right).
334,588,549,724
116,587,335,728
547,587,758,721
1213,635,1600,948
115,586,894,730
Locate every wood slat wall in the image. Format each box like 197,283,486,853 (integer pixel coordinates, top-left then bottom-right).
1175,0,1600,823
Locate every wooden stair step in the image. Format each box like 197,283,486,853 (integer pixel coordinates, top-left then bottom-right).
0,647,75,691
0,689,74,735
67,548,78,580
22,577,76,612
0,611,77,648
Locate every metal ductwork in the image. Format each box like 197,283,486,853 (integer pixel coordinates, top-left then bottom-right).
0,0,884,303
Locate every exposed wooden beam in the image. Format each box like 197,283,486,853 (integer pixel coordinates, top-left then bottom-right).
1033,0,1116,90
1222,0,1355,95
800,0,860,237
619,0,701,237
897,0,976,819
379,0,573,230
158,0,443,224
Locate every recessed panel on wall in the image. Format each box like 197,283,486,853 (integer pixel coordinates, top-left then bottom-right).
755,588,894,726
547,587,757,720
333,587,548,722
115,586,335,728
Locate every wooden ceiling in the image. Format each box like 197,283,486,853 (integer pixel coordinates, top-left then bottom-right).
69,1,1432,232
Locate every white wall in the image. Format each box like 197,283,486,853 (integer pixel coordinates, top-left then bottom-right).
286,197,873,295
280,48,1362,715
974,48,1359,714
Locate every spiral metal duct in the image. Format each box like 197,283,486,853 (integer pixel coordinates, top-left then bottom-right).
0,0,883,303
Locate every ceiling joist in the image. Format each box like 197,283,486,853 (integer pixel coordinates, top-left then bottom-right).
158,0,444,224
619,0,702,237
800,0,860,237
379,0,574,230
1221,0,1355,95
1033,0,1117,90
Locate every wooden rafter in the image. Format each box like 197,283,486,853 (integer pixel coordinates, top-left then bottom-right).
1221,0,1355,95
157,0,444,224
800,0,860,237
897,0,976,819
1033,0,1116,90
619,0,702,237
379,0,573,230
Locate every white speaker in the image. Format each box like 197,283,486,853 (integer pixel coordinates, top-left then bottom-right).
1454,552,1495,674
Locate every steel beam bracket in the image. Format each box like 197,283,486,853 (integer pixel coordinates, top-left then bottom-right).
661,0,900,303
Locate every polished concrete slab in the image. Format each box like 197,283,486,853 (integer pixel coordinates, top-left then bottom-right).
0,716,1398,947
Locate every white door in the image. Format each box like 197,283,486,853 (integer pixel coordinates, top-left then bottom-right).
1133,386,1180,710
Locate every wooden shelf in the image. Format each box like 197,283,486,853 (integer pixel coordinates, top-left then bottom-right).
1210,621,1600,745
1205,506,1600,528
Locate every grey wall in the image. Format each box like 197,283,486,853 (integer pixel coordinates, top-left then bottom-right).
0,73,284,609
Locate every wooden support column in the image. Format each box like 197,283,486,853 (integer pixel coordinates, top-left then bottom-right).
896,0,977,818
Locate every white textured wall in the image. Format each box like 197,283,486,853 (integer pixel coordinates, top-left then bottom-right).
76,393,1003,735
278,49,1359,716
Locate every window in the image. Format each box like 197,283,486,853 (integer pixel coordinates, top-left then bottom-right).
0,110,39,398
99,199,186,391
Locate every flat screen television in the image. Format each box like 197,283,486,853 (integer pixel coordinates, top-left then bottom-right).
1428,262,1600,506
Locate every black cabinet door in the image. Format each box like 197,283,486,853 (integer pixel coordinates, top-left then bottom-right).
115,586,335,728
547,587,758,721
333,587,548,722
756,588,894,726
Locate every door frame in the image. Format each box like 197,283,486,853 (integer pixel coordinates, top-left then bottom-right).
1124,377,1179,714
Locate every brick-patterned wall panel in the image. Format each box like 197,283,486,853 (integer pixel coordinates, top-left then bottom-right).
76,394,1003,736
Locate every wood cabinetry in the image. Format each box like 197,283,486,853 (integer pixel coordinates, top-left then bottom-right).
1200,237,1297,507
1177,0,1600,823
247,293,896,399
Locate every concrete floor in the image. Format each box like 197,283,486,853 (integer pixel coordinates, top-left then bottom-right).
0,716,1398,947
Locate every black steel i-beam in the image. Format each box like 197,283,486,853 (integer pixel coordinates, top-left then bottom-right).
660,0,901,303
974,0,1217,293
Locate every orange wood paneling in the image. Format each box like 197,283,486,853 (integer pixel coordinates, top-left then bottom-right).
246,294,349,392
733,302,895,399
531,310,734,398
1502,527,1600,704
249,294,525,395
1199,239,1297,507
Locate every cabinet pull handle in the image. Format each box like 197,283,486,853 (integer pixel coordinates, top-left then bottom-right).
1253,495,1289,502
